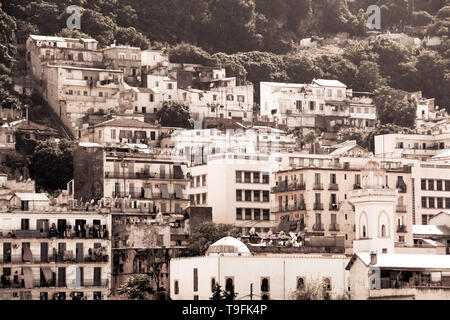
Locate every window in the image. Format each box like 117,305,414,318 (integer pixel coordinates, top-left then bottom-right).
119,53,125,60
445,181,450,191
193,268,198,292
202,175,207,186
111,129,116,140
131,54,137,60
236,208,242,220
399,236,405,243
245,190,252,202
323,277,331,291
261,278,270,292
99,92,103,97
244,172,251,183
237,95,245,102
245,209,252,220
202,193,207,204
422,215,428,225
263,209,270,221
174,280,179,295
211,278,216,293
225,277,235,293
437,180,443,191
227,94,234,101
253,172,260,183
150,94,154,102
236,190,242,202
362,225,367,238
381,225,386,237
253,190,261,202
263,191,269,202
21,219,30,230
446,198,450,209
428,180,434,191
428,197,435,208
262,174,269,184
437,197,444,208
167,83,173,90
236,171,242,183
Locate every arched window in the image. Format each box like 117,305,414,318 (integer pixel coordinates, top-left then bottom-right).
362,225,367,238
174,280,179,295
225,278,234,292
297,277,305,290
261,278,269,292
381,225,386,237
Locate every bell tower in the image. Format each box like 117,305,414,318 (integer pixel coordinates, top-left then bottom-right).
349,161,398,254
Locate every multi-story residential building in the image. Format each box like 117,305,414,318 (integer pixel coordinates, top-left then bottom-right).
91,118,160,147
272,159,414,251
130,87,162,115
0,203,112,300
44,65,129,137
260,80,376,132
26,35,102,83
74,143,190,215
187,153,281,233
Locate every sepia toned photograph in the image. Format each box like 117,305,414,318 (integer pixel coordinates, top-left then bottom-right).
0,0,449,310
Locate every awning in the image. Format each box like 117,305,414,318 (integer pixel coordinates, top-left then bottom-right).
160,184,169,199
174,184,183,199
22,243,32,262
23,267,33,289
42,267,53,284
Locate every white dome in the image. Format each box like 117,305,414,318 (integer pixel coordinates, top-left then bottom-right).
206,237,251,256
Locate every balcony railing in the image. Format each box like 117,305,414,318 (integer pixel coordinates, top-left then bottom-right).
396,205,407,213
329,224,340,231
313,224,324,231
328,183,339,191
329,203,339,211
0,229,109,240
272,182,306,193
273,203,306,213
112,191,189,201
105,172,187,180
313,183,324,190
397,225,407,233
313,203,324,210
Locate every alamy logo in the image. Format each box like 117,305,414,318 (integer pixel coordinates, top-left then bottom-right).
366,5,381,30
66,5,81,30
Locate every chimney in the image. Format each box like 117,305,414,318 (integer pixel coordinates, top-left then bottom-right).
370,251,377,265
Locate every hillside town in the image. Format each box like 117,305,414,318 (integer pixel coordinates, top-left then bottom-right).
0,31,449,302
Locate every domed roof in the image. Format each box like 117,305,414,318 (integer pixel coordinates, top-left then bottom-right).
206,237,251,256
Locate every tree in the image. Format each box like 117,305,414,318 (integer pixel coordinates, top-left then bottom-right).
169,43,216,66
30,139,74,192
115,27,150,50
373,86,417,128
156,101,192,129
118,274,153,300
290,278,349,300
365,123,417,152
354,60,386,93
56,28,91,39
186,222,241,257
337,127,369,149
285,55,324,83
0,3,17,74
80,8,116,47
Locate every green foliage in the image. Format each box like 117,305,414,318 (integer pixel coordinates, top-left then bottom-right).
186,222,241,257
156,101,192,129
30,139,74,192
169,43,216,66
56,28,91,39
81,8,115,47
366,123,417,152
354,60,386,92
118,274,154,300
115,26,150,50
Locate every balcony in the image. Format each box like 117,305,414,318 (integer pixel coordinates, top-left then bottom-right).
313,224,324,231
329,203,339,211
313,183,324,190
328,183,339,191
0,228,109,240
396,205,407,213
5,254,109,265
0,279,109,290
273,203,306,213
112,191,189,201
313,203,324,210
329,224,340,231
105,172,187,181
397,225,407,233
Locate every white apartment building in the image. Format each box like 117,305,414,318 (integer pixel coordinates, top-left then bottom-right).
187,153,285,233
130,87,162,114
0,208,111,300
375,132,450,161
92,118,160,147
